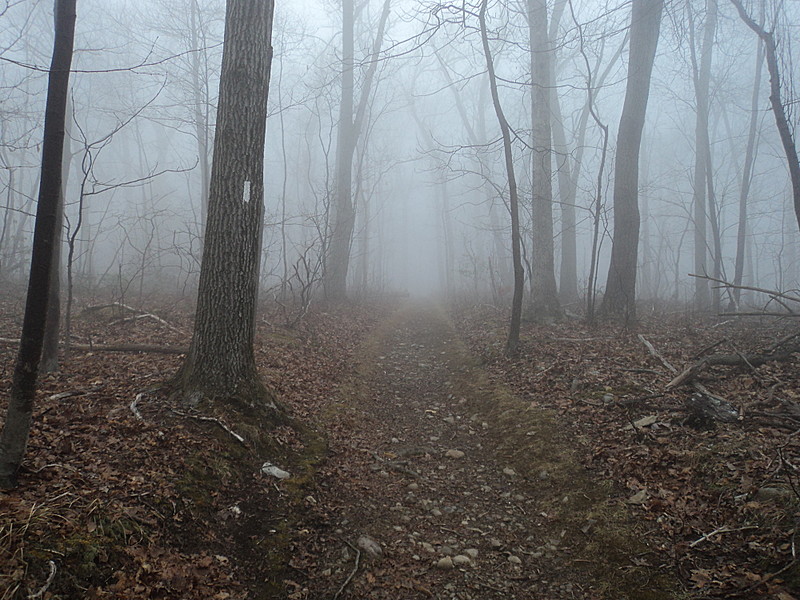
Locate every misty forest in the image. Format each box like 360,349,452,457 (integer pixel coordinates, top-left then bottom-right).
2,0,800,597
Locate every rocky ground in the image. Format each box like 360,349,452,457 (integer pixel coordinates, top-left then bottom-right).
291,303,674,599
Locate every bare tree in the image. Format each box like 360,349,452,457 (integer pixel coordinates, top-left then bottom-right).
478,0,524,355
527,0,561,320
599,0,664,324
325,0,392,299
0,0,77,489
730,0,800,232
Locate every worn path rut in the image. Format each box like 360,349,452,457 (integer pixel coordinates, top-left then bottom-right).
297,303,673,600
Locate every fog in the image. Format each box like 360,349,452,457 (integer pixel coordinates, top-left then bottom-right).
1,0,799,312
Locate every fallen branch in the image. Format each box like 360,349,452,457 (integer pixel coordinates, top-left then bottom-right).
666,350,798,390
639,335,738,424
171,410,246,445
109,312,184,333
690,525,759,548
333,541,361,600
638,335,677,374
81,302,140,315
0,338,187,354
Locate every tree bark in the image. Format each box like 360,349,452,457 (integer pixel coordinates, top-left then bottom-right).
599,0,663,325
0,0,77,489
528,0,561,320
173,0,276,406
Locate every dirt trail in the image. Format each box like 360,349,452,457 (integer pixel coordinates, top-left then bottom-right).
298,303,675,600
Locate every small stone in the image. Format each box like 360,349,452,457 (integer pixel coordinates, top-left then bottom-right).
357,535,383,559
502,467,517,476
261,462,290,479
489,538,503,549
508,555,522,565
445,449,465,459
440,545,454,555
408,482,419,490
603,393,614,402
453,555,471,566
465,548,479,559
436,556,454,570
431,508,443,517
538,470,549,480
421,542,435,553
444,416,456,424
482,422,489,429
627,489,649,505
391,437,400,443
633,415,658,428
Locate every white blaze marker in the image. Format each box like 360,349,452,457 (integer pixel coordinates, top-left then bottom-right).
242,180,251,204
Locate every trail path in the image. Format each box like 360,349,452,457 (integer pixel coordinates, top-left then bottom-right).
298,303,671,600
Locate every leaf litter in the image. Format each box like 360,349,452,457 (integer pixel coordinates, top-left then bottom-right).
1,291,798,598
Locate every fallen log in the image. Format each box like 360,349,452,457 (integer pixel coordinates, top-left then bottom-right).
0,338,187,355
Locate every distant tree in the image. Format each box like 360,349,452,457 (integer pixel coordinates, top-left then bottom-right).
527,0,561,321
730,0,800,233
325,0,392,300
599,0,663,324
172,0,276,406
688,0,717,312
0,0,77,489
478,0,524,355
730,15,764,310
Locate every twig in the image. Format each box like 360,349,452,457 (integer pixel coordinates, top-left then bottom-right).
28,560,56,599
130,393,144,421
689,525,758,548
332,541,361,600
172,410,246,445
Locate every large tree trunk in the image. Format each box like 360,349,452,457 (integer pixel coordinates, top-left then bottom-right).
479,0,524,356
599,0,663,324
173,0,275,406
528,0,561,321
730,0,800,233
0,0,77,489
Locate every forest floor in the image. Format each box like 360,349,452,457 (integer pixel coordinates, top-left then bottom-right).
1,292,799,599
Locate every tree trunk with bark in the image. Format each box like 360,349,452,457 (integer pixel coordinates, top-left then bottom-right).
599,0,663,325
528,0,561,321
0,0,77,489
173,0,276,408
